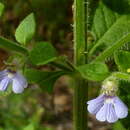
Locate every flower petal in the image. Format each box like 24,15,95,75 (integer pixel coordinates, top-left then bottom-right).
87,102,103,115
87,95,105,114
0,77,10,91
96,103,108,122
114,96,128,119
107,104,118,123
12,78,24,93
0,70,8,80
87,94,105,104
14,72,28,88
0,69,8,75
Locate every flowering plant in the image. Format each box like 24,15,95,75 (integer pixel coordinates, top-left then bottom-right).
0,0,130,129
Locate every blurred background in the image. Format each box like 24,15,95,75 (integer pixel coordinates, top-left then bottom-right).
0,0,112,130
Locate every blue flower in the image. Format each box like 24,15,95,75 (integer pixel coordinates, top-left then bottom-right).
0,69,27,94
87,94,128,123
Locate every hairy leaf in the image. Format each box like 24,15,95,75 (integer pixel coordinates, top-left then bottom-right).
77,62,109,81
29,42,57,66
89,1,130,61
93,33,130,62
91,1,118,40
15,13,36,45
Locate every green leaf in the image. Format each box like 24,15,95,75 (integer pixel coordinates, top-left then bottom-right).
112,72,130,82
25,69,65,93
114,50,130,72
29,42,57,66
0,37,28,55
0,2,4,16
15,13,36,45
93,33,130,62
77,62,109,81
89,1,130,61
91,1,118,40
113,121,126,130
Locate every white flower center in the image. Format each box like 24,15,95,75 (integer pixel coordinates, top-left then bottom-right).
7,72,14,78
105,98,114,104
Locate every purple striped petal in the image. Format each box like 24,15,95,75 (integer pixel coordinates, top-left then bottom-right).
114,97,128,119
107,104,118,123
96,103,108,122
0,77,11,91
87,95,105,114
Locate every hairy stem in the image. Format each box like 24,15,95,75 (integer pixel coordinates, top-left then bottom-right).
73,0,88,129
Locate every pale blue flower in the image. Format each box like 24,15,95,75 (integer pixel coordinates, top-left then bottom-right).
0,69,27,94
87,94,128,123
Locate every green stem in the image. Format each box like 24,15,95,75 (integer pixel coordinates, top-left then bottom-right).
50,62,73,72
73,0,88,129
0,37,29,55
